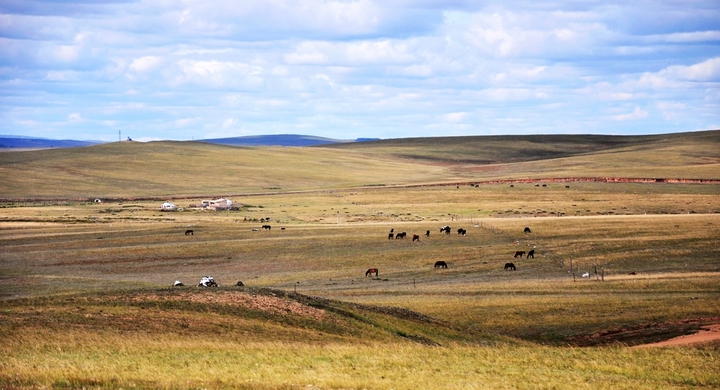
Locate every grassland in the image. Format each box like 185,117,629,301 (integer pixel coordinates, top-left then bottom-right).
1,131,719,388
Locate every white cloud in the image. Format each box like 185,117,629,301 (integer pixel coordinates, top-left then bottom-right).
443,112,468,122
612,107,648,121
67,113,83,122
129,56,161,73
222,118,236,128
663,57,720,81
175,60,264,87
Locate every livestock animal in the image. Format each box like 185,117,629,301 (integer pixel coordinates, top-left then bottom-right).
457,228,466,236
395,232,407,239
412,234,420,242
524,227,531,233
426,230,430,237
628,272,637,275
365,268,379,277
581,272,590,278
434,261,448,269
262,225,272,230
198,276,218,287
440,226,451,234
514,251,526,258
388,233,394,239
173,280,184,286
236,281,244,286
504,262,516,271
185,229,194,235
527,249,535,258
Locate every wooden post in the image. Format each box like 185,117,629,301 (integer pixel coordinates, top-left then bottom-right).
602,268,604,281
413,279,416,289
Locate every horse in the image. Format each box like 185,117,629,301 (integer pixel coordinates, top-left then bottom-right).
457,228,466,236
365,268,379,277
388,233,394,239
514,251,526,258
262,225,271,230
440,226,451,234
185,230,194,235
504,262,516,271
434,261,448,269
527,249,535,258
425,230,430,237
395,232,407,239
524,227,531,233
412,234,420,242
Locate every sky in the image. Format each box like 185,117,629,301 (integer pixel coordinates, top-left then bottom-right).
1,0,719,142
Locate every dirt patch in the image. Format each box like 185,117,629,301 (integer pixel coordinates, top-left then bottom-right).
633,323,720,348
125,290,330,321
567,317,720,347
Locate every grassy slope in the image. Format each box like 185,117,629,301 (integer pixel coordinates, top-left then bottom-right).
1,131,720,388
0,131,718,198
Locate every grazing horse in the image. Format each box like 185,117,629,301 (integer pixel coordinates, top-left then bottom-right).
527,249,535,258
388,233,394,239
412,234,420,242
262,225,271,230
395,232,407,239
504,262,516,271
365,268,379,277
440,226,451,234
514,251,526,258
434,261,448,269
426,230,430,237
457,228,466,236
185,230,194,235
524,227,531,233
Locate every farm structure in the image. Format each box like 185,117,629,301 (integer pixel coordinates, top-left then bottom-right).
189,198,239,211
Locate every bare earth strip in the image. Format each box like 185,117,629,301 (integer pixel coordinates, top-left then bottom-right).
635,323,720,348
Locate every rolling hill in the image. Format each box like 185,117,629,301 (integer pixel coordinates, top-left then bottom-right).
0,130,718,199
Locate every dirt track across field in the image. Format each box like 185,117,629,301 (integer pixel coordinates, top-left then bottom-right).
634,323,720,348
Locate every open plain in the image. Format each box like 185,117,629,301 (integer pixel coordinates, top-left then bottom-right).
1,131,719,389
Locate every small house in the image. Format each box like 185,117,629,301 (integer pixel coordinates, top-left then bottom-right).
200,198,238,211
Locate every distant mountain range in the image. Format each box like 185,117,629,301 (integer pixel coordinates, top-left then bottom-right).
0,134,381,149
0,136,101,149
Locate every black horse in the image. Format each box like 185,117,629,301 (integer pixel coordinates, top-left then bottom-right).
504,262,516,271
434,261,448,269
185,230,194,235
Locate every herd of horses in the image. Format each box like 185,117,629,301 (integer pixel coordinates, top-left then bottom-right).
184,225,536,280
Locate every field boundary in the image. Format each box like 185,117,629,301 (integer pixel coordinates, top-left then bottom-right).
1,176,718,203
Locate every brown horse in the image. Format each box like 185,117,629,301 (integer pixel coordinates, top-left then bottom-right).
412,234,420,242
365,268,379,277
185,230,194,235
504,262,516,271
514,251,525,258
434,261,448,268
388,233,394,239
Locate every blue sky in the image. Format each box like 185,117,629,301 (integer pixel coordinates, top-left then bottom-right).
1,0,719,142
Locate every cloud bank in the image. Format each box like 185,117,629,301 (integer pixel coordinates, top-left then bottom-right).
1,0,719,141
